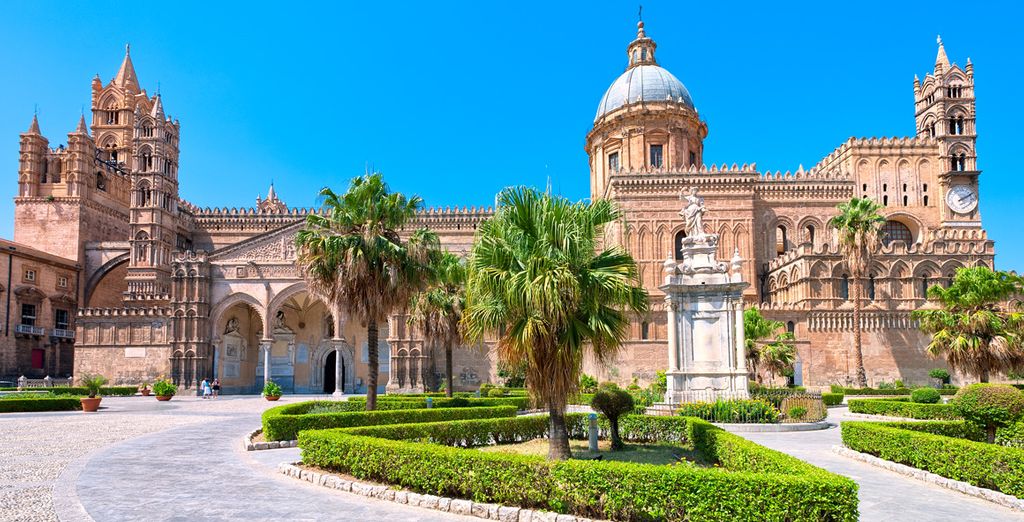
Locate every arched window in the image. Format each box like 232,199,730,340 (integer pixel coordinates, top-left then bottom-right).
776,225,788,255
805,225,816,245
921,276,931,298
881,220,913,246
674,230,687,261
839,275,850,300
786,321,795,334
867,275,877,300
640,321,650,340
608,152,620,172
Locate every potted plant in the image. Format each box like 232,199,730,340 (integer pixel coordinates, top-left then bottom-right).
152,379,177,401
80,374,108,412
263,380,282,401
138,382,151,396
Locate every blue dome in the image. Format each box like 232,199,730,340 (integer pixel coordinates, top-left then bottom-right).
595,65,695,122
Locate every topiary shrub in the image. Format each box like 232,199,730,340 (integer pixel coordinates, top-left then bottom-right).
953,383,1024,443
911,387,941,404
590,382,634,450
822,392,844,406
487,387,506,398
928,368,951,385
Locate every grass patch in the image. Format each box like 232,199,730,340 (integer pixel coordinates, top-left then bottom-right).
477,438,709,466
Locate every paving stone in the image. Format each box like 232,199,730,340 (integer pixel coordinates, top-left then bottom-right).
450,499,473,515
498,506,521,521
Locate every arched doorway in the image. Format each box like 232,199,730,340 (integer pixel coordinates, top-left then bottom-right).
323,351,345,393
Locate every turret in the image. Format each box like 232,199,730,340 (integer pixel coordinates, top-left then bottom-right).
18,114,48,197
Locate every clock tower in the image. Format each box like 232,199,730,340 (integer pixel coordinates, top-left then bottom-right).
914,36,981,228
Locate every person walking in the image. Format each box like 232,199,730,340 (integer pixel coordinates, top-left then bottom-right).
201,378,212,399
212,378,220,399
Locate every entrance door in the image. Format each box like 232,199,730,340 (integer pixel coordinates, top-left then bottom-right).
324,351,337,393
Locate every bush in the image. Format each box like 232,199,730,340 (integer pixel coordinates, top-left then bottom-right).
152,379,176,397
843,387,911,396
579,374,598,394
487,388,506,398
590,383,634,450
996,420,1024,448
830,384,844,394
847,399,959,420
300,414,858,521
347,395,530,410
910,387,941,404
676,399,780,424
263,380,283,397
0,396,82,413
788,406,808,420
262,403,517,441
953,383,1024,443
779,396,826,423
842,420,1024,497
0,386,139,396
822,392,844,406
928,368,951,384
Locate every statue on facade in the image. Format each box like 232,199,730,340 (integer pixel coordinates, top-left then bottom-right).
273,309,293,334
224,317,239,335
679,187,706,238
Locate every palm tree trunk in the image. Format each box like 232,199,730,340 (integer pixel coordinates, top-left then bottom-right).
548,403,571,461
366,320,379,411
445,340,453,398
853,274,867,387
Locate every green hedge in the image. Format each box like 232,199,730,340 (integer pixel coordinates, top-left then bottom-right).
300,414,858,521
0,396,83,412
842,420,1024,497
261,402,516,441
347,395,532,410
0,386,138,396
847,399,959,420
822,393,844,406
842,387,958,396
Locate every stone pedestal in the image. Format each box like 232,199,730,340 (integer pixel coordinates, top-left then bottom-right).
659,234,749,404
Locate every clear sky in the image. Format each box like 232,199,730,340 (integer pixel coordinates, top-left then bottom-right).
1,1,1021,270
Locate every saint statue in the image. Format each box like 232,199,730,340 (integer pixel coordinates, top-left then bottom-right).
679,187,706,238
224,317,239,335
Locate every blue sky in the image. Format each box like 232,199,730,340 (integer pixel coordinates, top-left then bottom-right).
1,1,1021,270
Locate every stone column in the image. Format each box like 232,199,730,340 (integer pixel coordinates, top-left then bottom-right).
332,340,344,397
665,296,679,371
261,340,272,390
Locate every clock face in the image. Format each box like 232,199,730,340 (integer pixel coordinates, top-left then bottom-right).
946,185,978,214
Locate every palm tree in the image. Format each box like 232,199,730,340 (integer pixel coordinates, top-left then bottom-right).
462,187,648,460
295,173,436,410
828,197,885,387
408,251,466,397
743,307,796,384
912,266,1024,383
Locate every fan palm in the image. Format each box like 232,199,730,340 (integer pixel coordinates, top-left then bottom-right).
828,197,885,387
913,266,1024,383
462,187,649,460
743,307,796,384
295,173,436,410
409,251,466,397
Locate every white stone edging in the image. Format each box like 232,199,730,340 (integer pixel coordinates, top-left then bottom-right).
842,412,930,422
243,428,298,451
831,445,1024,512
717,420,831,432
277,462,601,522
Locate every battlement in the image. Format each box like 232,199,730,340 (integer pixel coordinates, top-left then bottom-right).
78,306,171,317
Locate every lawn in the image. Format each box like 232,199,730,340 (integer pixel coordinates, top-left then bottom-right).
477,438,709,466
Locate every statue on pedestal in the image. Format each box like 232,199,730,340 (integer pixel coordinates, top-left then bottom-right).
679,187,706,238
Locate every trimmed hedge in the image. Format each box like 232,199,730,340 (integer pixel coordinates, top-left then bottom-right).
300,414,858,521
842,387,958,396
347,395,532,410
847,399,959,420
261,402,516,441
0,386,138,396
842,420,1024,497
822,393,844,406
0,396,82,412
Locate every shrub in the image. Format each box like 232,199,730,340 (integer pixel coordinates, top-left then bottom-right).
486,388,506,398
676,399,780,424
479,383,495,396
347,395,530,410
590,383,634,450
996,420,1024,448
579,374,598,394
894,379,905,389
652,370,667,395
0,386,138,396
910,387,941,404
779,396,826,423
842,387,911,396
263,380,283,397
928,368,951,384
842,420,1024,497
953,383,1024,443
830,384,844,394
80,374,108,398
877,381,895,390
0,396,82,413
300,414,858,521
152,379,176,397
822,392,844,406
626,378,641,393
788,406,808,420
262,403,517,441
847,399,958,420
629,387,660,414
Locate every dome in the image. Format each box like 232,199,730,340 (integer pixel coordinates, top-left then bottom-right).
595,65,695,122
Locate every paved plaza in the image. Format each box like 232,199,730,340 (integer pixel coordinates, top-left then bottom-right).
0,397,1019,521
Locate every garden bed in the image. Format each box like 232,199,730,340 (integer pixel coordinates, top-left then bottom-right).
847,399,959,420
300,413,858,521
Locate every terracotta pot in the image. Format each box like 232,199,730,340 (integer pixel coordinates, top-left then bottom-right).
265,395,281,402
80,397,102,412
155,395,173,402
140,389,151,396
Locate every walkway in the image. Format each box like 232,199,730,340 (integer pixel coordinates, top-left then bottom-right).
731,406,1021,521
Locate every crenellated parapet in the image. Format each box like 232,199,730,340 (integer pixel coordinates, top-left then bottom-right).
408,205,494,231
78,305,171,317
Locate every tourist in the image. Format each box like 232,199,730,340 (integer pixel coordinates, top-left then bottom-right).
201,378,212,399
212,378,220,399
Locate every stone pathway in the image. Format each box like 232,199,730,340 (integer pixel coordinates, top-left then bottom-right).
731,406,1022,521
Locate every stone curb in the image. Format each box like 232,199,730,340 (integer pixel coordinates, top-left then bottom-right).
242,429,298,451
277,462,602,522
842,412,930,422
831,445,1024,512
717,420,832,432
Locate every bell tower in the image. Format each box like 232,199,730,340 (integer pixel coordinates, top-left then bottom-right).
913,36,980,228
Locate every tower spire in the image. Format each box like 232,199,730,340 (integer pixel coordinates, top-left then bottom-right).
113,43,140,91
27,113,41,134
935,35,950,71
74,112,89,135
626,18,657,69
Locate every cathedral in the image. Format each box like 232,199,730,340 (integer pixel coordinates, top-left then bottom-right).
6,21,992,392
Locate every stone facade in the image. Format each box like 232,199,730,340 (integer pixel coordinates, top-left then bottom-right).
8,21,996,392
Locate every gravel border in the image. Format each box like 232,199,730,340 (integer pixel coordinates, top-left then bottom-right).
278,462,602,522
831,445,1024,512
243,428,298,451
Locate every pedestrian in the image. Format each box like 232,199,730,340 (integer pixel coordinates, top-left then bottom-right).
201,378,212,399
212,378,220,399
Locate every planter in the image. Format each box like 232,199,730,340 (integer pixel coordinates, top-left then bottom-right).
80,397,102,412
265,395,281,402
155,395,173,402
140,389,151,396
